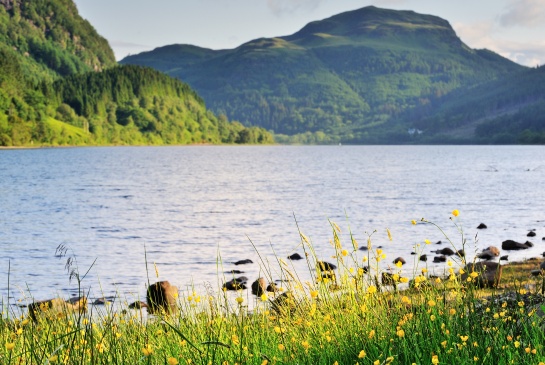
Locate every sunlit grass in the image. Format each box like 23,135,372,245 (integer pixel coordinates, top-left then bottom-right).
2,212,545,364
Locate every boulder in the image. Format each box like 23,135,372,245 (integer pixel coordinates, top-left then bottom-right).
381,272,396,286
433,255,447,263
223,276,248,291
233,259,253,265
528,231,537,237
271,292,296,314
251,278,267,296
266,283,279,292
317,261,337,271
287,253,304,260
477,223,488,229
540,261,545,271
478,246,500,260
456,250,465,258
500,255,509,261
393,257,406,265
434,247,455,256
29,296,87,321
128,301,148,309
419,254,428,262
531,270,542,277
462,261,502,288
502,240,533,250
147,281,178,314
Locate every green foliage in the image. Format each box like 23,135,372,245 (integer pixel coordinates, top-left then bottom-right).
121,6,531,144
0,1,273,147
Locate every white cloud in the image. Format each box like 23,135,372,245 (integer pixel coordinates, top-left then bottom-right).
453,21,545,67
499,0,545,27
267,0,325,16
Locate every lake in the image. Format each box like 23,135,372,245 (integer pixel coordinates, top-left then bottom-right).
1,145,545,309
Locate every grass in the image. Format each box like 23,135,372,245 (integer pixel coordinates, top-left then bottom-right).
2,213,545,364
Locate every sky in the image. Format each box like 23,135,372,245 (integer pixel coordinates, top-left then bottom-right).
73,0,545,67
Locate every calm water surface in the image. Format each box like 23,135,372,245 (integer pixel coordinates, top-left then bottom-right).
1,146,545,308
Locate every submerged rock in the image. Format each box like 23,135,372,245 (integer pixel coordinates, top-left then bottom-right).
288,253,304,260
477,223,488,229
233,259,253,265
502,240,533,250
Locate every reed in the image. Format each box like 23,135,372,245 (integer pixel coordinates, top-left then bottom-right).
2,211,545,364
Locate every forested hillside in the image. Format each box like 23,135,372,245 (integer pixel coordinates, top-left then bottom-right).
122,6,544,144
0,0,273,146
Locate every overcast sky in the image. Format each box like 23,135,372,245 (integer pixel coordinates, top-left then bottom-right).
73,0,545,67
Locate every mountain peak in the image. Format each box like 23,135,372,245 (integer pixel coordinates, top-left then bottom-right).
285,6,457,45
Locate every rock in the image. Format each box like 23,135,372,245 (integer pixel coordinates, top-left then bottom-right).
223,276,248,291
226,270,244,274
271,292,296,314
478,247,500,260
540,261,545,271
128,301,148,309
358,246,368,251
393,257,406,265
433,255,447,263
528,231,537,237
29,297,87,321
147,281,178,314
92,297,114,305
410,251,416,255
456,250,465,258
381,272,396,286
234,259,253,265
419,254,428,262
462,261,502,288
266,283,279,292
502,240,533,250
435,248,455,256
531,270,542,277
287,253,304,260
500,255,509,261
435,240,442,245
317,261,337,271
477,223,488,229
251,278,267,296
484,246,500,256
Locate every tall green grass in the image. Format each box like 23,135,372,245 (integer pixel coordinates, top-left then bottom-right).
2,212,545,364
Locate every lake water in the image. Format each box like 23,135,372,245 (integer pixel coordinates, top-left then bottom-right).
1,145,545,309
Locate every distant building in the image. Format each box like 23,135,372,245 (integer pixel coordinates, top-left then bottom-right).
408,128,423,135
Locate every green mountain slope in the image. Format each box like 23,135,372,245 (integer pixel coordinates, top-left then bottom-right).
121,6,527,143
0,0,272,146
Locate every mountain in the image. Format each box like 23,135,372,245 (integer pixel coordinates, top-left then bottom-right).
0,0,273,146
121,6,534,144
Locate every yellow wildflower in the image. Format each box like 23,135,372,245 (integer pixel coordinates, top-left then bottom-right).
168,358,179,365
358,350,366,358
428,300,436,307
261,293,268,301
397,329,405,337
367,285,377,294
424,239,431,244
341,249,348,257
310,290,318,299
514,341,520,348
432,354,439,364
142,345,153,356
236,297,244,305
411,220,417,225
5,342,15,351
452,209,459,217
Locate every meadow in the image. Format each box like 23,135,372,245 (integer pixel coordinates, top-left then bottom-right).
2,211,545,365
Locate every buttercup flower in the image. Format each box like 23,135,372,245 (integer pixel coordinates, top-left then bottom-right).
452,209,459,217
